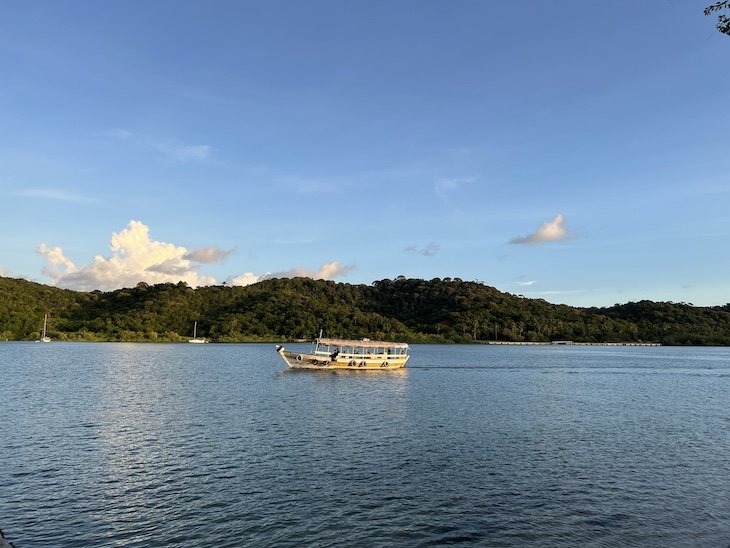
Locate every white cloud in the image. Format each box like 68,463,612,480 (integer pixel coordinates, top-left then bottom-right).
0,267,11,277
151,141,211,162
510,213,569,244
107,128,211,162
183,245,235,264
517,280,537,286
37,220,216,291
14,188,99,204
36,220,353,292
145,258,194,276
277,175,339,194
228,260,354,287
277,261,353,280
404,242,440,256
37,243,77,280
525,289,586,296
435,176,476,196
104,128,133,139
227,272,262,286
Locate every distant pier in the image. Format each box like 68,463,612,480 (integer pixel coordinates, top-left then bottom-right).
482,340,661,346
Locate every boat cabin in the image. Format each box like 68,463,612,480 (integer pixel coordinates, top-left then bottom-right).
312,337,409,366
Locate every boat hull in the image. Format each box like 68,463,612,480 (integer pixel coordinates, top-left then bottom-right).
277,347,407,370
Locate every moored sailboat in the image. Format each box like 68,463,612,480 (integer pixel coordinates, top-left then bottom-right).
39,313,51,343
188,321,207,343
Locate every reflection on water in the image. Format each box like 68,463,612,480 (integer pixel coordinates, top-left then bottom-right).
95,344,200,539
280,366,408,378
1,343,729,546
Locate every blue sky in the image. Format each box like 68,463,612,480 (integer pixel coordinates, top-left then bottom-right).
1,1,728,307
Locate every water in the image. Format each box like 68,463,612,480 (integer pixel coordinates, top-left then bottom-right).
2,343,729,546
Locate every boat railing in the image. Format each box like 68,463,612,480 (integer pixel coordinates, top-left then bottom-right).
312,339,409,362
313,349,406,361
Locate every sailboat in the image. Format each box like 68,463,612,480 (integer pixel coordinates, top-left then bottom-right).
39,313,51,343
188,321,207,343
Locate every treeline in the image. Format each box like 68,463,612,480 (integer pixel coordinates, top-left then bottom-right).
2,275,730,345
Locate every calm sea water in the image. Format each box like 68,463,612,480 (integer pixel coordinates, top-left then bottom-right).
1,343,729,547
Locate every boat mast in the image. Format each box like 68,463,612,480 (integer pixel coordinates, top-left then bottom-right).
193,321,197,339
315,328,323,353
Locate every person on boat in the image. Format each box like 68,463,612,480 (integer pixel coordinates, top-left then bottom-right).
330,347,340,361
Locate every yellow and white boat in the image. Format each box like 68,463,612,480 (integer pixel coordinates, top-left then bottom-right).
276,335,409,370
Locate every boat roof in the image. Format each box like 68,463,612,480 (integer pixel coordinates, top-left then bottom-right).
318,337,409,349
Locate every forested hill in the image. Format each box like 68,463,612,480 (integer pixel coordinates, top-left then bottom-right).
2,276,730,345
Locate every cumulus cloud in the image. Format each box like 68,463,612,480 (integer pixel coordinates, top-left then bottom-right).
277,261,354,280
183,245,235,264
510,213,568,244
227,272,263,287
228,260,354,287
36,220,354,291
404,242,440,256
37,220,216,291
145,258,194,276
37,243,77,280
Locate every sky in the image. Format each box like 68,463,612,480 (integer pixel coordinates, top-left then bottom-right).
1,1,729,307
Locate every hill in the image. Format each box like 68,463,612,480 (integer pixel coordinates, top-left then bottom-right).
2,276,730,344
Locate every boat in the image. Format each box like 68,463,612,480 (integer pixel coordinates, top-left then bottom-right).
39,313,51,343
276,333,409,370
188,321,208,343
0,528,16,548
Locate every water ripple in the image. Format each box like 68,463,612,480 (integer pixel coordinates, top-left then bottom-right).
1,343,730,546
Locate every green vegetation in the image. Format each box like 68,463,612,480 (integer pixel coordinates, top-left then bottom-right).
706,1,730,36
2,275,730,345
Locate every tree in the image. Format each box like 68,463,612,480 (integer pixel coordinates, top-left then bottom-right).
3,275,730,344
706,1,730,36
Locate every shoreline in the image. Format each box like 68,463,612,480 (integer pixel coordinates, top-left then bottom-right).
1,339,663,346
